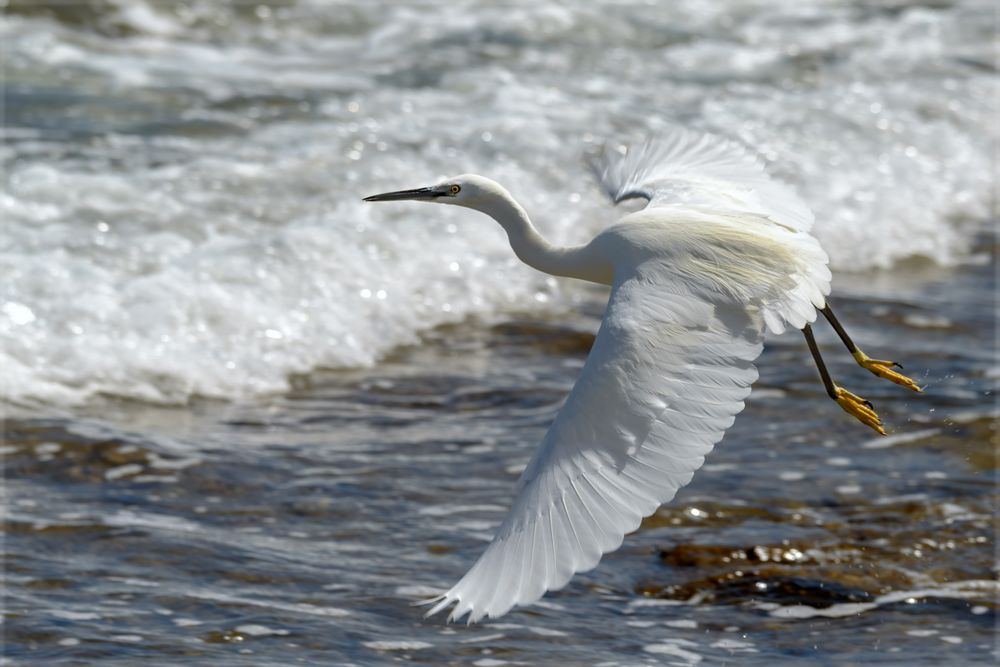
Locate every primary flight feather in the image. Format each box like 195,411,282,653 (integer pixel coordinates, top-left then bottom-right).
363,125,922,623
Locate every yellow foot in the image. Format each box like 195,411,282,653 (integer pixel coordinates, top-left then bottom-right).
853,351,923,393
835,387,886,435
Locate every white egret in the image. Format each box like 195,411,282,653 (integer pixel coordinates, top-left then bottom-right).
363,125,921,623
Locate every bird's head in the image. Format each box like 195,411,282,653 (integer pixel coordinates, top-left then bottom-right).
363,174,506,210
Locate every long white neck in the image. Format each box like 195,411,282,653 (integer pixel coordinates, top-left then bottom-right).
473,192,612,286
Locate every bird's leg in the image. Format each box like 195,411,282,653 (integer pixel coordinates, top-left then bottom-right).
803,324,885,435
820,305,922,393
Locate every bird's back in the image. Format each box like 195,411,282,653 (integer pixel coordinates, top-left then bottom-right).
596,206,830,334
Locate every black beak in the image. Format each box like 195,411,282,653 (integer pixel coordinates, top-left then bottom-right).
363,186,443,202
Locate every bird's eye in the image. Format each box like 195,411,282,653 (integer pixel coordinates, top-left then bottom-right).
449,184,461,195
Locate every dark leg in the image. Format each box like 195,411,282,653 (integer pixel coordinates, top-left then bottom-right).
820,304,922,393
802,324,885,434
820,305,861,357
802,324,838,401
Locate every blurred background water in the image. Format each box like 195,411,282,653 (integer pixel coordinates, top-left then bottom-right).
1,1,996,665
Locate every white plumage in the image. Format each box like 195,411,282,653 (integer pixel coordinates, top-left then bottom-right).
364,125,833,623
589,127,816,233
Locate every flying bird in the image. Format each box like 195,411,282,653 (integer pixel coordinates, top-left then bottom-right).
363,126,922,623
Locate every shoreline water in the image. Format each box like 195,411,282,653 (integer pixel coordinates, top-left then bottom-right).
4,237,996,665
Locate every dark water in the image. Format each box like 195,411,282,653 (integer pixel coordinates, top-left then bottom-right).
4,240,997,666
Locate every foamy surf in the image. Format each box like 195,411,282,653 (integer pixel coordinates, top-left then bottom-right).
2,1,993,406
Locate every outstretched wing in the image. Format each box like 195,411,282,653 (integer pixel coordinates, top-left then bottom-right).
589,125,815,233
425,263,766,623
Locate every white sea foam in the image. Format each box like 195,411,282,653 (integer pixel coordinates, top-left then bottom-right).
419,503,509,516
363,640,434,651
644,642,703,664
764,579,997,619
105,463,144,481
236,624,290,637
49,610,100,621
102,510,202,533
186,590,350,619
861,427,940,449
1,2,993,406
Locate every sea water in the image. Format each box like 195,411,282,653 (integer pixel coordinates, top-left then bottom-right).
2,2,996,666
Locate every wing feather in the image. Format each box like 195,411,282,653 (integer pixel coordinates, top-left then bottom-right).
589,125,815,233
426,264,766,623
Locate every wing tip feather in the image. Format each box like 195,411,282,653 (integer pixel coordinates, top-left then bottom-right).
414,269,771,626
